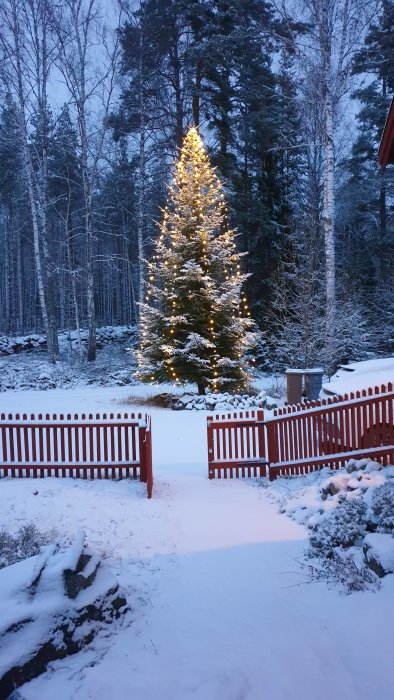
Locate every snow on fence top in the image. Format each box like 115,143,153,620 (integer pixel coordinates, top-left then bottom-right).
0,412,148,427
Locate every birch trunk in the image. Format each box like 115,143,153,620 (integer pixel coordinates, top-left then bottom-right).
40,137,59,355
84,174,96,362
4,209,12,335
37,0,59,355
137,31,146,315
321,2,336,369
322,86,335,364
378,128,387,277
17,222,23,332
193,59,203,128
66,192,82,356
10,0,54,361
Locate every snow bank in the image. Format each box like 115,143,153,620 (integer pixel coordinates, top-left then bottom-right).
322,357,394,397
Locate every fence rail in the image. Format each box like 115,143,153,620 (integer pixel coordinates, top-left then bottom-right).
0,411,153,498
207,409,267,479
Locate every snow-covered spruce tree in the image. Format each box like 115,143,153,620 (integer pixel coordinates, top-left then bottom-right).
136,127,256,395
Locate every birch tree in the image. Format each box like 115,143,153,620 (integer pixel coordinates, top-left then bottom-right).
279,0,380,367
53,0,120,361
0,0,59,362
307,0,378,363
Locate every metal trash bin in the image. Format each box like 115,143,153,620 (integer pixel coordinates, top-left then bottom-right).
304,368,324,401
285,369,304,405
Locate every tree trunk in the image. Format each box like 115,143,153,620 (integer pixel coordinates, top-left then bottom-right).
171,30,184,146
4,208,13,335
85,196,96,361
38,9,59,356
66,195,82,357
321,7,336,370
17,222,23,332
10,0,55,362
197,382,206,396
14,89,53,359
193,59,203,129
379,168,387,277
137,35,146,316
79,90,96,361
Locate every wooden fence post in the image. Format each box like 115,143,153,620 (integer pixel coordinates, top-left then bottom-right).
256,409,267,477
139,425,147,484
266,419,279,480
207,417,214,479
145,417,153,499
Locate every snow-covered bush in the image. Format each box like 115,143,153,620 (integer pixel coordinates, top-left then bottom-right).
371,482,394,533
309,495,367,557
270,461,394,593
302,549,380,594
0,524,56,569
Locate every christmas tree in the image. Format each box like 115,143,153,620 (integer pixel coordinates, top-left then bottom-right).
136,127,256,395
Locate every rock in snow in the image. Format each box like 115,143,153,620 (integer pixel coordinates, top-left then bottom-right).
363,533,394,578
0,531,127,697
172,389,274,412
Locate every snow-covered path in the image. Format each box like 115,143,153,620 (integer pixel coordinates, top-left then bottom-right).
1,388,394,699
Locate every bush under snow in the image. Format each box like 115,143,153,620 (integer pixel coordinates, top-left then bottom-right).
309,495,367,557
0,523,56,569
268,459,394,593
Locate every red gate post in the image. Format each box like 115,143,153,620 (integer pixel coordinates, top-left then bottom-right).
266,418,279,480
145,417,153,499
139,425,147,484
256,409,267,478
207,418,214,479
138,415,153,498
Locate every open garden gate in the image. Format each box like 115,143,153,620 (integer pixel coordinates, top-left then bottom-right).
207,409,268,479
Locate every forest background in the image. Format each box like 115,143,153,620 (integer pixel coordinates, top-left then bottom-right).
0,0,393,373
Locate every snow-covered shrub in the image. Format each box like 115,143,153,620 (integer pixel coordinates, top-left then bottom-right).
302,549,380,594
0,530,15,569
0,524,56,569
270,461,394,592
309,495,367,557
371,482,394,533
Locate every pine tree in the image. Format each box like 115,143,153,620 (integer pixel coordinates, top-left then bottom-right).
136,127,256,395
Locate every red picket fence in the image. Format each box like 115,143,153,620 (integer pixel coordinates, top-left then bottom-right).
207,409,267,479
267,383,394,479
0,411,153,498
206,384,394,481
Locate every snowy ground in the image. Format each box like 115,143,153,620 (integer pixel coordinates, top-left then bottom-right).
1,385,394,699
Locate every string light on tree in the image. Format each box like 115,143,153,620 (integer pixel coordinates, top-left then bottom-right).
136,127,257,395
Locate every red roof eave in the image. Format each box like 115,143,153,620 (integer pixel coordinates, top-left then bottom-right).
378,97,394,169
